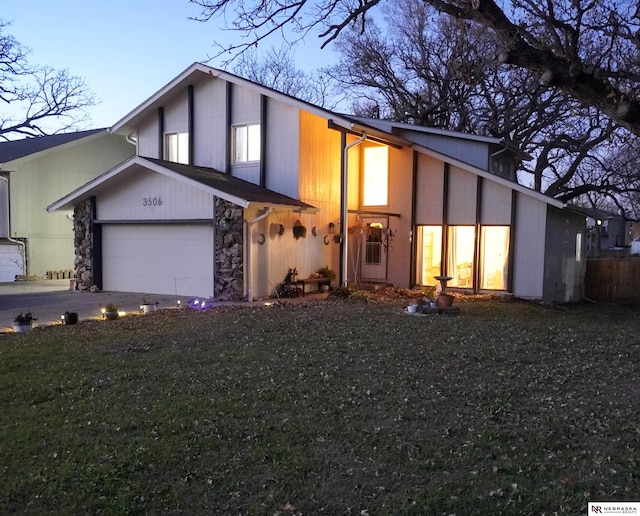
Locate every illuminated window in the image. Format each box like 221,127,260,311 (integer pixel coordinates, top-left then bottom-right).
363,146,389,206
416,226,442,286
165,132,189,164
480,226,509,290
233,124,261,163
447,226,475,288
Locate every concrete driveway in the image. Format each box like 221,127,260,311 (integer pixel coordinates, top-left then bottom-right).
0,280,192,332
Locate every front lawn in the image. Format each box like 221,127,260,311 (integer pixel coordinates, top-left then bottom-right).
1,296,639,514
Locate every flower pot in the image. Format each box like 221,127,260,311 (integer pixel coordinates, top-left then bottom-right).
13,323,32,333
62,312,78,325
436,294,455,307
407,304,419,313
104,311,119,321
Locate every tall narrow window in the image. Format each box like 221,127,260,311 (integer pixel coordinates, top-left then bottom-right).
165,132,189,164
233,124,261,163
416,226,442,286
363,145,389,206
447,226,475,288
576,232,583,262
480,226,509,290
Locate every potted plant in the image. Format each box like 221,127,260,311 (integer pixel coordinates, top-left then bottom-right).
61,311,78,325
102,303,119,320
316,265,336,291
13,312,36,332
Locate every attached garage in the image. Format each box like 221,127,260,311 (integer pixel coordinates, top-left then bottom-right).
101,224,214,297
47,156,317,300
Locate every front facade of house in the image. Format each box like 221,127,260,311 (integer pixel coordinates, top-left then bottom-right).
0,130,134,280
48,63,585,303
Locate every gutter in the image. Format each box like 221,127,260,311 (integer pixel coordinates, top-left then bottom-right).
341,131,367,287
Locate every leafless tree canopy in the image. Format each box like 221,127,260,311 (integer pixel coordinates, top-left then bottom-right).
0,21,96,141
232,46,332,107
191,0,640,136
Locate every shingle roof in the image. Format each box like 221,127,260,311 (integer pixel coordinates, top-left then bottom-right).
0,129,105,164
145,158,315,210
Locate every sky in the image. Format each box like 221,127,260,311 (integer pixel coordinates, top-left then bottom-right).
2,0,338,131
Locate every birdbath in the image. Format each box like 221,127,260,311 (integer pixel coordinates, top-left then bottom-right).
434,275,456,310
433,275,453,294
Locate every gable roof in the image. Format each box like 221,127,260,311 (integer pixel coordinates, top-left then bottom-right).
109,63,409,148
46,156,318,213
0,129,105,165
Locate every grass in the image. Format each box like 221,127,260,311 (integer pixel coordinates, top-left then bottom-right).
1,294,639,514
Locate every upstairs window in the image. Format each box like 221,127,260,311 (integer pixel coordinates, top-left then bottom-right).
233,124,261,163
363,145,389,206
165,132,189,164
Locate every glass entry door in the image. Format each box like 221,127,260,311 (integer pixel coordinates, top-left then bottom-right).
360,217,388,281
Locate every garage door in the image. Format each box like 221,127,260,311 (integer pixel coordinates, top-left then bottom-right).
0,244,24,282
102,224,215,297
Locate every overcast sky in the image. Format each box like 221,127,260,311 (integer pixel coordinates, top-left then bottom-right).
2,0,337,131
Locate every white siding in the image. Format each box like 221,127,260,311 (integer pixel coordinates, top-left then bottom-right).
164,94,188,134
265,99,300,198
481,180,512,225
97,169,214,220
447,165,477,225
232,87,261,124
513,193,546,299
137,114,159,159
193,76,227,169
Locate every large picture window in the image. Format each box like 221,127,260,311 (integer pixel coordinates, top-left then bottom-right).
165,132,189,164
415,226,442,286
363,145,389,206
233,124,261,163
480,226,509,290
447,226,475,288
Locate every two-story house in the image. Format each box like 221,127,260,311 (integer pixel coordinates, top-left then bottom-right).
47,63,586,303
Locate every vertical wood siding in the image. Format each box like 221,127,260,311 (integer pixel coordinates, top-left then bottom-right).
414,154,444,224
137,114,159,158
193,77,227,170
513,193,546,299
266,100,300,198
481,180,512,224
447,165,477,225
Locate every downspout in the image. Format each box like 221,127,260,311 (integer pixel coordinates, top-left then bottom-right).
0,176,26,278
244,207,271,302
341,131,367,287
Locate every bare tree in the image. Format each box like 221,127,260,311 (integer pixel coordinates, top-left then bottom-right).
0,21,96,140
190,0,640,136
232,45,332,107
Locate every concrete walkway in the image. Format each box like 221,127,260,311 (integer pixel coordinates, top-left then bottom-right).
0,279,328,333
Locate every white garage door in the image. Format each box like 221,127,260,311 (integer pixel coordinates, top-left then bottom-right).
102,224,215,297
0,244,24,282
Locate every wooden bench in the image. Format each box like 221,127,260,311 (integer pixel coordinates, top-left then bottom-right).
294,277,331,295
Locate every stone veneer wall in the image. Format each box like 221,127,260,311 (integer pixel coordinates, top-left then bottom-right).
215,198,244,300
73,199,94,291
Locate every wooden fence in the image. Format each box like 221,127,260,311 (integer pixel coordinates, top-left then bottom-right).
585,257,640,303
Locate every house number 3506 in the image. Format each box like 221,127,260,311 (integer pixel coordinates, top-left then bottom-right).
142,197,163,206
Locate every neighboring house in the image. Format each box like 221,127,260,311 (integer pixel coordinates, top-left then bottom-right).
0,130,134,281
47,63,586,303
568,205,632,256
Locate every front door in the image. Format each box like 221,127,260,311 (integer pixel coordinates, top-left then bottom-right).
360,217,388,281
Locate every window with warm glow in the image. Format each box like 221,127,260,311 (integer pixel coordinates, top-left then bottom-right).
363,146,389,206
416,226,442,286
447,226,475,288
480,226,509,290
233,124,261,163
165,132,189,164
